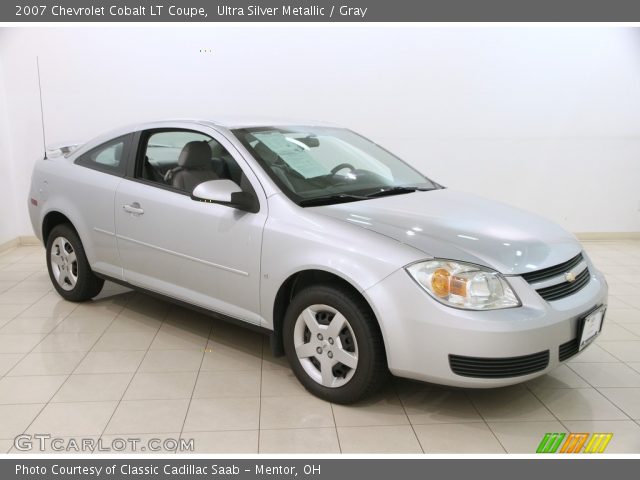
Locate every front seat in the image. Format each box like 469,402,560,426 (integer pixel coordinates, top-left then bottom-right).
169,141,218,193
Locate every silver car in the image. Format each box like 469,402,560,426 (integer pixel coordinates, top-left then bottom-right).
28,119,608,403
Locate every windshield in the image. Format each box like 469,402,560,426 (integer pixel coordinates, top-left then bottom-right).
232,126,439,206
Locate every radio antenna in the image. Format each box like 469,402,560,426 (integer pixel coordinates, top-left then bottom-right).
36,56,47,159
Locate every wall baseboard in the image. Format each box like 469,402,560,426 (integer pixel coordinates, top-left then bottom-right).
0,235,42,254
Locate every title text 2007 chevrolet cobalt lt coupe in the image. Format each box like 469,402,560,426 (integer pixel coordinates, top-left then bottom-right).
28,119,608,403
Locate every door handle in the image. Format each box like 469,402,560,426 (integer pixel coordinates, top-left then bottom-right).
123,202,144,215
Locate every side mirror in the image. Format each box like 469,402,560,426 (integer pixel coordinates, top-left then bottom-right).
192,179,259,213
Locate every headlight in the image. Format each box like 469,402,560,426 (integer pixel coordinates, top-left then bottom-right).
406,260,521,310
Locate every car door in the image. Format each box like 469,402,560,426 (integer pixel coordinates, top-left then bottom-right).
113,126,267,324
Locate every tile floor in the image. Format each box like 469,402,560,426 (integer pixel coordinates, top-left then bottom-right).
0,241,639,454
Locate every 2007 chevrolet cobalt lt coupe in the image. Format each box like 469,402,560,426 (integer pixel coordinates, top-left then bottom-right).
28,119,608,403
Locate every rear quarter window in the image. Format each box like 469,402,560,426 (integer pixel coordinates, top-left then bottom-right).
75,134,131,176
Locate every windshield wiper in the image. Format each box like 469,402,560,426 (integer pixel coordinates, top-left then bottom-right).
365,186,432,198
299,193,368,207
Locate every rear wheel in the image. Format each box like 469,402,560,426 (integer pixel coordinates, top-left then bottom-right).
283,284,388,404
46,224,104,302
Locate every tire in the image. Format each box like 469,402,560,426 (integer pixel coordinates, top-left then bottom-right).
283,284,389,404
46,223,104,302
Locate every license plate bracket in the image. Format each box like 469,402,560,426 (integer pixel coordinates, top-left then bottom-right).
578,306,606,351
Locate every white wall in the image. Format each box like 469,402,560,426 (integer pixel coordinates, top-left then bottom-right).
0,55,18,245
1,26,639,238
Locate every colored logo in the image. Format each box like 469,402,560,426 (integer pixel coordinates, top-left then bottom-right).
536,432,613,453
565,271,577,283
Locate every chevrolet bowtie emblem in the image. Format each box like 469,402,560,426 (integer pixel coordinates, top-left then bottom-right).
565,271,577,283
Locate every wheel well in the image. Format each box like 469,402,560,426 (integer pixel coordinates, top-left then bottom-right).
42,211,74,244
270,270,379,357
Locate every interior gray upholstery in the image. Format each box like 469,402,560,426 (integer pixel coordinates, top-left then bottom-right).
171,141,219,193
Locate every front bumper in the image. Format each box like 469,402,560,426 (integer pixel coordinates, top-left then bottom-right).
364,259,608,388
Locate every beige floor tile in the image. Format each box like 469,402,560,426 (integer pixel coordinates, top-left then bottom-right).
106,312,163,334
18,298,76,318
52,373,133,402
608,296,636,310
0,291,47,305
52,315,114,334
98,433,181,454
193,370,261,398
92,331,156,352
26,401,117,436
0,304,29,319
0,316,62,334
562,420,640,453
0,353,23,375
0,271,33,283
535,388,628,420
598,388,640,419
607,309,640,324
183,397,260,432
200,343,262,372
33,332,101,353
149,327,209,351
208,322,263,348
338,425,422,453
261,349,290,371
598,323,640,341
124,372,197,400
260,368,307,397
488,420,567,453
260,395,334,429
182,430,258,454
0,375,67,404
0,439,13,453
399,386,483,424
138,349,203,373
0,404,44,438
8,351,86,376
332,391,409,427
469,385,554,422
568,344,620,363
260,427,340,453
0,333,47,353
598,341,640,362
622,323,640,336
616,295,640,309
569,363,640,388
105,399,190,434
526,365,590,391
414,422,505,453
75,350,146,374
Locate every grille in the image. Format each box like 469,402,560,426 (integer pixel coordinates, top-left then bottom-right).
449,350,549,379
521,253,584,284
534,267,591,302
559,338,580,362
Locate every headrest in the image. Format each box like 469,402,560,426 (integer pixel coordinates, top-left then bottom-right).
178,141,211,168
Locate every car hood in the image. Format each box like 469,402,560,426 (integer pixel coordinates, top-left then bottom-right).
310,189,581,275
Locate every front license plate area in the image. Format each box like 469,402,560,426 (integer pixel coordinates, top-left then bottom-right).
579,306,606,351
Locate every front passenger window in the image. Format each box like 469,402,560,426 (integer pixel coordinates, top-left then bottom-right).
139,130,243,195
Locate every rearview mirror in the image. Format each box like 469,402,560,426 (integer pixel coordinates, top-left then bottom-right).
191,179,259,213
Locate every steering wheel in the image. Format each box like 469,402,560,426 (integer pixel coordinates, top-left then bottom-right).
331,163,356,175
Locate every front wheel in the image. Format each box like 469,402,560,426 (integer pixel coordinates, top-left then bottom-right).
46,224,104,302
283,285,388,404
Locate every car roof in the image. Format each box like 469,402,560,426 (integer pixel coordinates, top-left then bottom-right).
123,117,338,132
